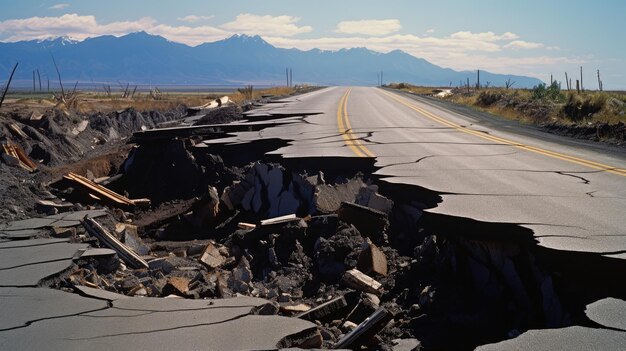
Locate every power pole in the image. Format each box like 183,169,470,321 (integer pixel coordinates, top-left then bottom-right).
289,68,293,87
565,72,569,90
477,69,480,89
37,69,42,91
381,71,383,86
550,74,553,85
33,70,36,92
580,66,584,92
286,68,289,87
467,77,470,93
597,69,603,91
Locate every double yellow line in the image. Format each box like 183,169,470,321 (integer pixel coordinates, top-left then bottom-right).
337,88,375,157
379,89,626,177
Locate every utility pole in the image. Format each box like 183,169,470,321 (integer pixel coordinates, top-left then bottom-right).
580,66,584,92
33,70,36,92
550,74,553,85
466,77,470,93
289,68,293,87
477,69,480,89
286,68,289,87
565,72,569,90
381,71,383,86
37,69,42,91
597,69,603,91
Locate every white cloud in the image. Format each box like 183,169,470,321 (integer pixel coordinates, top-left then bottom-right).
220,13,311,37
335,19,401,36
49,3,69,10
504,40,544,50
0,13,228,45
426,28,435,34
0,14,156,41
450,31,519,41
148,24,227,45
264,32,503,54
177,15,214,23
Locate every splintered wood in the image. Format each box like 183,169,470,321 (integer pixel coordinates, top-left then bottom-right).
2,143,38,172
341,268,383,296
81,215,149,269
64,172,150,208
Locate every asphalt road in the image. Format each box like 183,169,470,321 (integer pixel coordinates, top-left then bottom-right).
216,86,626,259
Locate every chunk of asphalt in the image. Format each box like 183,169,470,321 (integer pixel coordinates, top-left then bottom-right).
0,239,88,286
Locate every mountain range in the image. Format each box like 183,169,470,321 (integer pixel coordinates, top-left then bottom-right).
0,32,543,88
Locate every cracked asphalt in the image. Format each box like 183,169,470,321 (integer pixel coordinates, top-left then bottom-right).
208,86,626,259
2,86,625,350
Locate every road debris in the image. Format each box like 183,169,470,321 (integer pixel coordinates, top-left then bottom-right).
2,142,38,172
64,172,150,208
334,307,393,349
341,268,383,295
81,215,149,269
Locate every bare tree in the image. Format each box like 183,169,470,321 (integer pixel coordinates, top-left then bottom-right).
237,85,254,100
0,62,19,108
51,54,65,98
504,78,515,89
50,54,80,107
103,84,112,97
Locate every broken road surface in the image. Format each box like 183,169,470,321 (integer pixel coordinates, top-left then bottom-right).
212,86,626,259
202,86,626,349
2,86,626,350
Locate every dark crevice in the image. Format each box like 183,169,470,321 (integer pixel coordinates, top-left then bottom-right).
0,257,74,271
220,134,626,349
378,151,519,168
555,171,591,184
69,313,253,340
0,305,111,332
0,241,70,249
109,304,262,313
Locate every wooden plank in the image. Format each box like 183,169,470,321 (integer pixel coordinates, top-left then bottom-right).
340,268,383,295
81,216,149,269
260,214,297,226
64,172,149,208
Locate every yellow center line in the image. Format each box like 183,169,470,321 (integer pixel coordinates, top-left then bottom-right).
337,88,375,157
379,89,626,177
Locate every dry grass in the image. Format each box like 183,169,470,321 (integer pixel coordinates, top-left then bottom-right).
386,82,449,95
1,86,299,115
432,86,626,125
229,86,296,104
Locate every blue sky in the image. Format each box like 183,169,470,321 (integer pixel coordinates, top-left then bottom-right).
1,0,624,88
